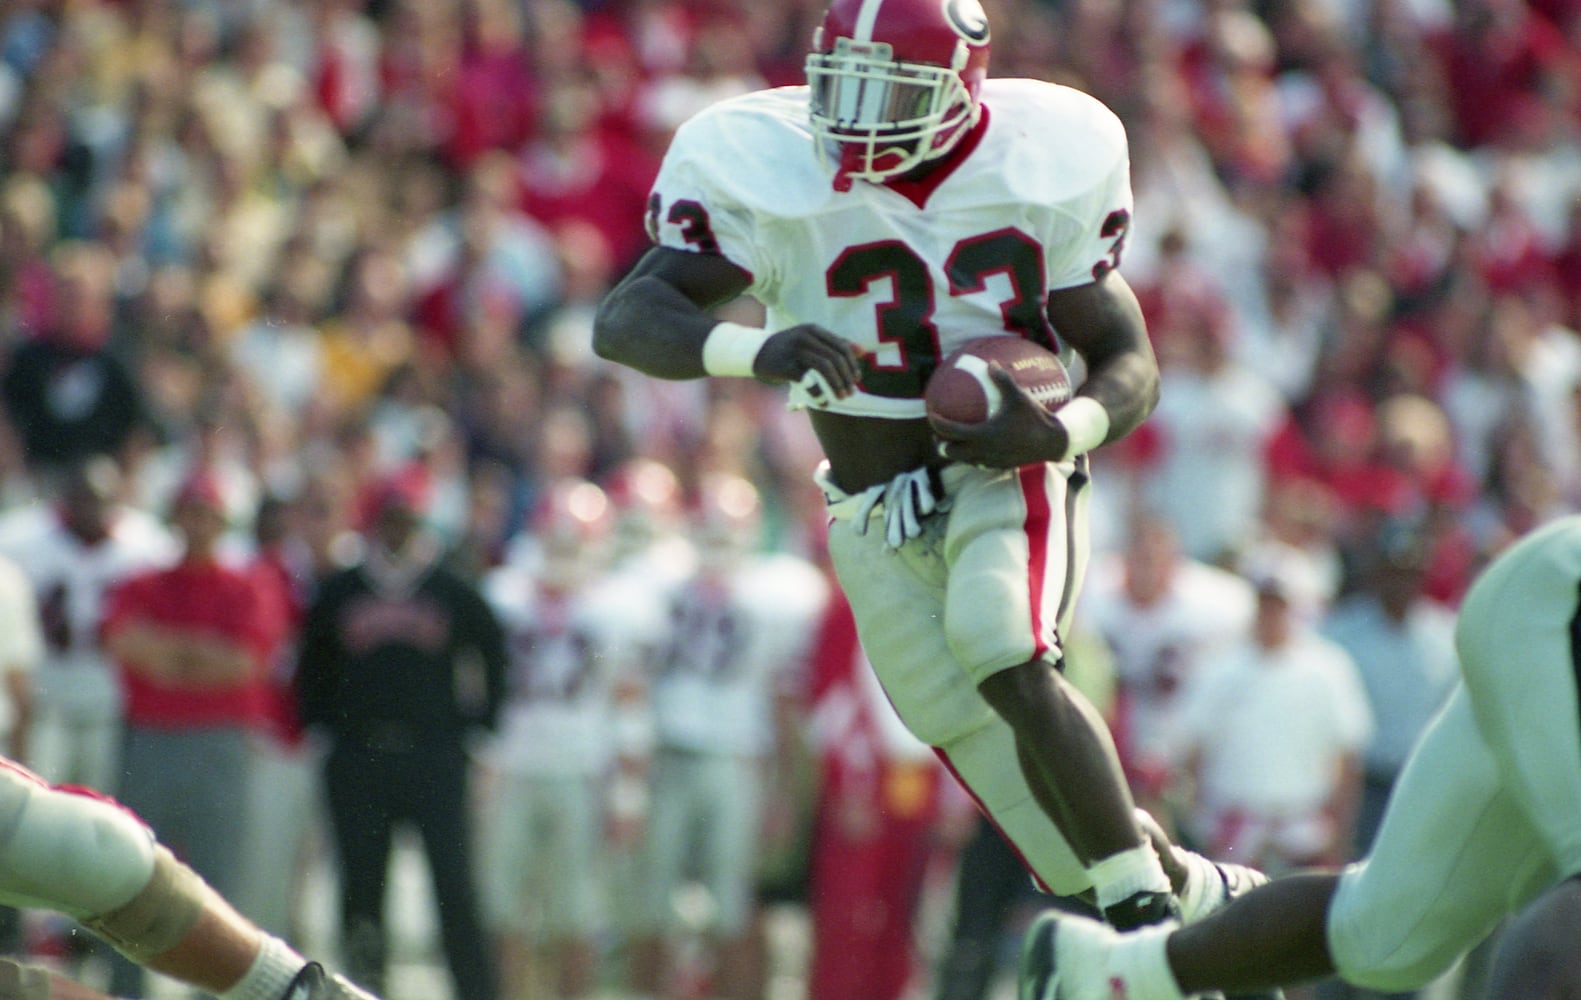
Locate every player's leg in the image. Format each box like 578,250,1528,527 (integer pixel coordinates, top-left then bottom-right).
946,461,1175,925
539,774,604,1000
321,747,396,996
698,752,764,1000
1453,518,1581,879
1020,685,1549,1000
409,749,498,1000
478,769,538,1000
627,750,694,998
825,498,1089,899
1481,875,1581,1000
0,759,376,1000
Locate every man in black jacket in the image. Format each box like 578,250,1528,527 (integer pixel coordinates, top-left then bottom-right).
0,242,149,474
296,477,506,1000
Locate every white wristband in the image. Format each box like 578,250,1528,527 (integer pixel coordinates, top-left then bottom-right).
1054,396,1111,459
702,321,774,377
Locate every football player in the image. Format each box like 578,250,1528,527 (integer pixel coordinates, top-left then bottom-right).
0,756,376,1000
593,0,1256,930
0,456,177,792
1019,515,1581,1000
477,478,653,1000
627,473,829,1000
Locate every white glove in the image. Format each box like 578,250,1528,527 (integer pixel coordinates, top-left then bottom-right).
852,467,941,549
788,368,838,411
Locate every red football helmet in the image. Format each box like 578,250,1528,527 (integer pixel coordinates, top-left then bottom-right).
602,457,685,559
806,0,991,190
530,477,613,586
690,472,763,572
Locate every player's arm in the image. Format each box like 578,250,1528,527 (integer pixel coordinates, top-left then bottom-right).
1047,269,1160,443
933,271,1158,467
593,245,865,397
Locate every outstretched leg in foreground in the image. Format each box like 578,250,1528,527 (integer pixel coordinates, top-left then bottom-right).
980,658,1178,928
0,759,377,1000
1481,875,1581,1000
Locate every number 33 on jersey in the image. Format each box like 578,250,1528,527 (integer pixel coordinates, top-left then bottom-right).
644,78,1133,418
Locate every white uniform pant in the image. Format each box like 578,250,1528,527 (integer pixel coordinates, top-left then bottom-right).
638,748,763,936
479,771,604,938
825,459,1093,895
1329,516,1581,991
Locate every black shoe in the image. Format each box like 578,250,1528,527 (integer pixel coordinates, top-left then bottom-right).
281,962,384,1000
281,963,326,1000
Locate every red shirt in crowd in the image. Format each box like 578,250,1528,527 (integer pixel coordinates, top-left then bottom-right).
101,558,285,730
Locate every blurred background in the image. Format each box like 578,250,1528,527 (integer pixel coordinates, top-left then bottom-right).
0,0,1577,998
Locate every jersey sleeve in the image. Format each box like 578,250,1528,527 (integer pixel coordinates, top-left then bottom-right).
645,110,772,292
1042,108,1134,292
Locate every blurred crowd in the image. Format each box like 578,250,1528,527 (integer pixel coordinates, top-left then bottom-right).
1,0,1580,997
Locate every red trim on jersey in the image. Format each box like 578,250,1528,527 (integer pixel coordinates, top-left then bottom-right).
932,745,1053,893
882,105,991,209
1019,464,1053,661
0,755,152,827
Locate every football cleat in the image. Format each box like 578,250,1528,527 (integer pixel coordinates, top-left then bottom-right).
279,963,383,1000
1021,910,1191,1000
1020,910,1124,1000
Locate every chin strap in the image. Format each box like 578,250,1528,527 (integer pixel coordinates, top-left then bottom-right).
832,146,861,192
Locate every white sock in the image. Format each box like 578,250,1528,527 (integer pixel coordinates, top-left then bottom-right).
1176,849,1226,923
1111,924,1190,1000
220,935,308,1000
1089,844,1172,912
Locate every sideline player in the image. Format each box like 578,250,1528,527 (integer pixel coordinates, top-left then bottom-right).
593,0,1254,928
1019,515,1581,1000
0,756,375,1000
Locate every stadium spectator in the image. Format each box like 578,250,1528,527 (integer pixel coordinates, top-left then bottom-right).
1080,512,1257,829
1321,521,1457,852
100,469,286,996
1171,554,1374,878
0,242,150,476
237,490,335,944
1132,256,1290,564
295,474,505,1000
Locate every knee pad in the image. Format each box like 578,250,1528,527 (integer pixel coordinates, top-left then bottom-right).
0,767,156,918
81,845,207,962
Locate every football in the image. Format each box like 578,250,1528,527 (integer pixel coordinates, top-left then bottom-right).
924,336,1073,426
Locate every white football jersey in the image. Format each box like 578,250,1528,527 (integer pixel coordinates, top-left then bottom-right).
648,553,829,756
648,79,1134,418
0,504,178,718
482,565,653,776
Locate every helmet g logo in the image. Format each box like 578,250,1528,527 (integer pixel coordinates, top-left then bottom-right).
943,0,990,42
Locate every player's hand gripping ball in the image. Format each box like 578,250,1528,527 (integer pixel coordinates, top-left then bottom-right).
924,336,1072,426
